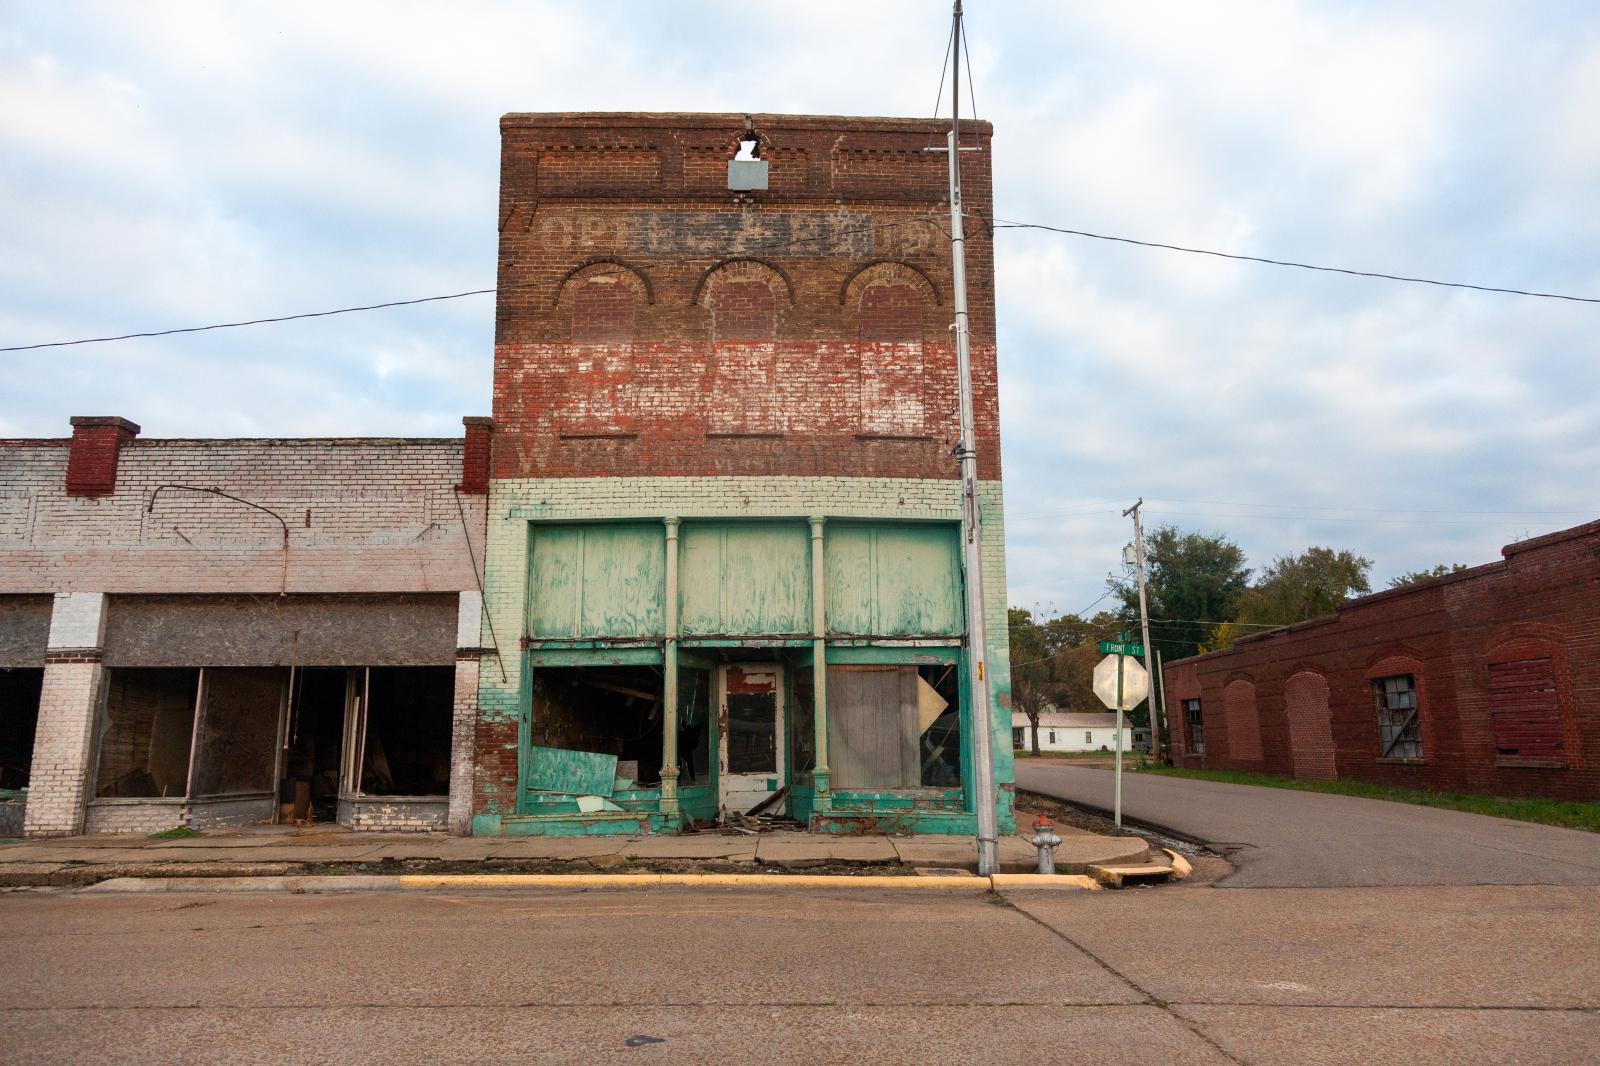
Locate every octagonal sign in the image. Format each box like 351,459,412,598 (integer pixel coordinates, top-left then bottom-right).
1092,654,1149,711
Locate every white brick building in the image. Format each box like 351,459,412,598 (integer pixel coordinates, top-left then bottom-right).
0,415,491,837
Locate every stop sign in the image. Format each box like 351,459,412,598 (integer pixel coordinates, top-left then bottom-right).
1092,654,1148,711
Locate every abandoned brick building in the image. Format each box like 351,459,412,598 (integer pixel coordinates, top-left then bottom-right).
473,112,1014,835
1164,520,1599,802
0,416,491,836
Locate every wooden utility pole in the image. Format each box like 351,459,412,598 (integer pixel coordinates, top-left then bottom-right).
1125,498,1162,761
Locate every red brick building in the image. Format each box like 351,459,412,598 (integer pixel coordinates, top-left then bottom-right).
1164,521,1600,801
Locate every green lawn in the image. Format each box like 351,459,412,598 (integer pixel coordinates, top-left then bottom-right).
1132,766,1600,833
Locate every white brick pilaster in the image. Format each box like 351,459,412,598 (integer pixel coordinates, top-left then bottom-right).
25,593,109,838
447,590,484,836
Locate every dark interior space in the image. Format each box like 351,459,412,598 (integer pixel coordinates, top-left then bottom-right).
0,668,43,790
281,668,348,821
676,665,712,785
531,665,664,787
360,666,453,796
95,668,199,798
918,663,962,787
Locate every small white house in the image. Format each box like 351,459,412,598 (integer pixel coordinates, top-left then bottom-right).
1012,711,1133,753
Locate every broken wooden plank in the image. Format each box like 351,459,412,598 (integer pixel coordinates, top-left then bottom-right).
1088,862,1174,889
525,746,618,797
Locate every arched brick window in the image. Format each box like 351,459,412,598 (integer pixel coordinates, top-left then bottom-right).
1365,654,1427,761
1223,679,1263,762
1284,670,1336,779
710,281,776,342
1483,634,1574,766
557,274,644,436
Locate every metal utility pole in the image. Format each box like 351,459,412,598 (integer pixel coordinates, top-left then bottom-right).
938,0,998,876
1124,498,1162,762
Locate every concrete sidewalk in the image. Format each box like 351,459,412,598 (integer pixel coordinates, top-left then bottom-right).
0,823,1150,886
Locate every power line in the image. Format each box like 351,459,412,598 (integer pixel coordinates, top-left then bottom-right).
1007,497,1592,521
0,215,942,354
991,219,1600,305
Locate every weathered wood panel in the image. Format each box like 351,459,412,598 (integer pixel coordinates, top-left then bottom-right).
679,523,809,636
825,523,960,636
528,524,665,638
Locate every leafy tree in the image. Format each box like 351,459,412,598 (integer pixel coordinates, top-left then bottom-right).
1115,526,1250,665
1388,563,1468,588
1007,608,1111,751
1209,546,1373,651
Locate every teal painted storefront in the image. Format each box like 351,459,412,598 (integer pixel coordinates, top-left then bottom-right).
472,476,1014,837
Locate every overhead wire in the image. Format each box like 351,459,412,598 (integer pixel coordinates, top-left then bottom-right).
990,219,1600,305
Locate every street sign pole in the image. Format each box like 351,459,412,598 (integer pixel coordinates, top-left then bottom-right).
1114,653,1124,830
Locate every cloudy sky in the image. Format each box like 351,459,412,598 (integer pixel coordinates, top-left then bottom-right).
3,1,1597,613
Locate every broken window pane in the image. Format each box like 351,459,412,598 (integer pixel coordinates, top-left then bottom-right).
918,664,961,787
726,690,777,774
0,668,43,790
789,666,815,777
676,664,713,785
1183,698,1205,754
95,668,198,798
359,667,453,796
281,667,352,821
1372,674,1421,759
530,665,665,790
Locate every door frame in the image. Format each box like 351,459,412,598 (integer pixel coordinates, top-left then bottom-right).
716,662,786,817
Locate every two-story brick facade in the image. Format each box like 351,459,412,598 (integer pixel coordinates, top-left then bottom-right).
472,113,1014,835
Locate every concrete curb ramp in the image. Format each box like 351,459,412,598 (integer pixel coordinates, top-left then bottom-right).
80,872,1102,894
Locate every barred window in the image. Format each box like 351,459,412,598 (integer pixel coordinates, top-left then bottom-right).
1373,674,1422,759
1182,698,1204,754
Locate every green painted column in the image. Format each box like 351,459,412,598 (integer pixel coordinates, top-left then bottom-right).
660,516,681,819
809,515,831,814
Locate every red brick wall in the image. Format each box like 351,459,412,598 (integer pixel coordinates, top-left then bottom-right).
1171,521,1600,801
491,113,1001,482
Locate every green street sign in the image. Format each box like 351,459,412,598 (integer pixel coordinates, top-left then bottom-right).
1098,640,1145,657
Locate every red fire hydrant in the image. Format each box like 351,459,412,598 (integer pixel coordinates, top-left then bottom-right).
1030,814,1062,875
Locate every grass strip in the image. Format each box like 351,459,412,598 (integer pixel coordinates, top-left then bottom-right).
1133,766,1600,832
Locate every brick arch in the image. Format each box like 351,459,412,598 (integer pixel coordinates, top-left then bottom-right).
839,259,943,308
1481,630,1575,766
553,258,653,306
690,258,796,308
1284,669,1336,779
1222,678,1263,762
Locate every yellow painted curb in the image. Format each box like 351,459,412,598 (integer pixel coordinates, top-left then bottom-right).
395,873,991,890
990,874,1101,891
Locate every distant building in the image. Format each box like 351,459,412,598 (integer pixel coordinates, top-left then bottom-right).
1164,521,1599,801
1012,711,1132,753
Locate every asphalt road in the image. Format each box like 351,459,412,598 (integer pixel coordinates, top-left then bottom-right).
1016,760,1600,888
4,882,1598,1065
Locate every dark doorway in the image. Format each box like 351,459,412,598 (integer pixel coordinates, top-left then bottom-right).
0,669,43,790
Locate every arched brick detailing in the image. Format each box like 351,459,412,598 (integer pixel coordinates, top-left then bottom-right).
691,258,796,310
1284,670,1336,779
839,259,942,308
1223,678,1263,762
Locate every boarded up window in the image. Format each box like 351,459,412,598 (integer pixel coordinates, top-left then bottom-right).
1284,671,1336,779
710,280,776,341
1487,657,1563,760
679,523,809,636
1222,680,1262,761
827,665,957,789
191,668,283,798
570,278,637,344
824,523,962,637
527,524,665,639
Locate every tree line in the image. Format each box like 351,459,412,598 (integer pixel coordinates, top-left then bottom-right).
1008,526,1461,754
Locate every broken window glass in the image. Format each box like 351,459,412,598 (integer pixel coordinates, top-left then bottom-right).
1372,675,1421,759
529,665,665,790
677,664,712,784
359,667,454,796
95,668,199,798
